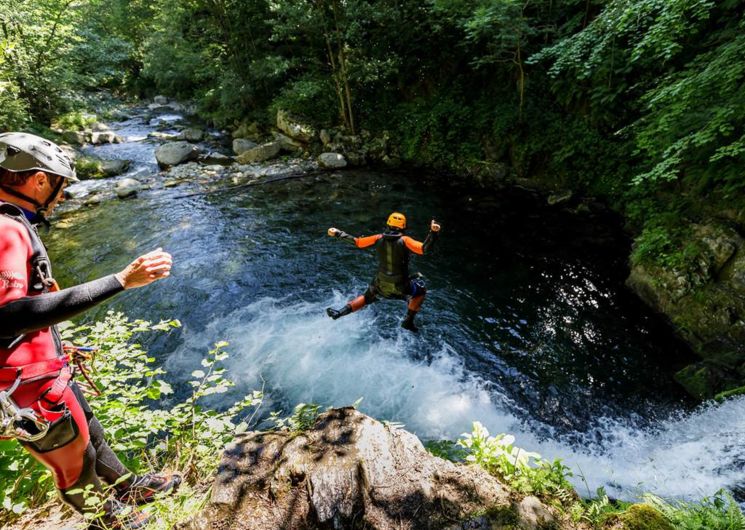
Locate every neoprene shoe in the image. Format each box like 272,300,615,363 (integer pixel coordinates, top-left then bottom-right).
326,305,352,320
117,472,182,505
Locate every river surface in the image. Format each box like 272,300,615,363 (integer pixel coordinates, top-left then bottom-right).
48,107,745,503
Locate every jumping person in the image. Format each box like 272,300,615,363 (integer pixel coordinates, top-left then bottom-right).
0,132,180,529
326,212,441,332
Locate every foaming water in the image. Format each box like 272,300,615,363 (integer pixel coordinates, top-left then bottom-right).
165,294,745,503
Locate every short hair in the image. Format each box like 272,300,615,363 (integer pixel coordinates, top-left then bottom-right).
0,168,43,186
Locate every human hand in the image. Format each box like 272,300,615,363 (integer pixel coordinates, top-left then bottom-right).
430,219,441,232
328,227,341,237
115,248,173,289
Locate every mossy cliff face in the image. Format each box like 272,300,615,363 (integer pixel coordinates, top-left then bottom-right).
626,221,745,399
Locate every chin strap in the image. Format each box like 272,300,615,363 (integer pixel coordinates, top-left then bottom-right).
0,177,63,226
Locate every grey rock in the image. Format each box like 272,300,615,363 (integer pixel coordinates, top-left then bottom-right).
62,131,86,146
100,159,130,177
183,408,520,530
320,129,332,146
276,109,315,143
148,131,180,141
318,152,347,169
274,132,303,153
154,95,169,105
90,131,120,145
91,122,110,132
199,152,233,166
181,128,204,142
115,178,141,199
232,138,258,156
155,141,200,169
517,496,555,530
235,142,281,164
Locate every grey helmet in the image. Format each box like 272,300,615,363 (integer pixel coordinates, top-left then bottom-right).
0,132,78,182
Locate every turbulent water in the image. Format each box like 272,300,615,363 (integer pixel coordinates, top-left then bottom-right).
48,108,745,503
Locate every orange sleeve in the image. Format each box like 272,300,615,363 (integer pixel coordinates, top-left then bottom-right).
0,218,31,306
402,236,424,255
355,234,382,249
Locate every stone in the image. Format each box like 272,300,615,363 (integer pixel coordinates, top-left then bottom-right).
155,141,200,168
90,122,110,132
100,159,130,177
90,132,119,145
232,138,257,156
182,408,522,530
235,141,281,164
181,128,204,142
276,109,315,143
115,178,141,199
232,121,261,141
274,132,303,153
616,504,675,530
318,152,347,169
320,129,332,146
199,152,233,166
516,496,555,530
154,95,169,105
62,131,86,146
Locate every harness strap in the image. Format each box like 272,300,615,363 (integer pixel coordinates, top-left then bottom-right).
0,358,67,385
39,365,72,406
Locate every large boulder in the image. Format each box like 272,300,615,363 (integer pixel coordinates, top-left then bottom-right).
274,132,303,153
181,408,555,530
235,141,281,164
155,141,200,169
276,109,315,143
318,152,347,169
626,221,745,399
232,138,258,156
62,131,86,146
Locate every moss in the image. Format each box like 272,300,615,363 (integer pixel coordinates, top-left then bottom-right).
616,504,674,530
714,384,745,403
75,157,106,179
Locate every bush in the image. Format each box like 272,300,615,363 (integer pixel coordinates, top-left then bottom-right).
0,312,262,527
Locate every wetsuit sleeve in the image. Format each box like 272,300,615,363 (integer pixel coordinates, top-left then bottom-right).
354,234,383,249
403,232,438,255
0,275,124,338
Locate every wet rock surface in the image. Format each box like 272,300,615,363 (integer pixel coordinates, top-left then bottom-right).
180,408,554,530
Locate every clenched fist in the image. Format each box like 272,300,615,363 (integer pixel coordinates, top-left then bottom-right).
115,248,173,289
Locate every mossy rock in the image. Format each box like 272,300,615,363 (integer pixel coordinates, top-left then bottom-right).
617,504,674,530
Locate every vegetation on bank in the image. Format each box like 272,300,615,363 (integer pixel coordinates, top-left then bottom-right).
0,314,742,529
3,0,744,269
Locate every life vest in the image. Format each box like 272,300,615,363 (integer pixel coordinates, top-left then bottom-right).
0,202,69,400
375,231,409,297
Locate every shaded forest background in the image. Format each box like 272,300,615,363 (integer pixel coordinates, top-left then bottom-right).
1,0,744,266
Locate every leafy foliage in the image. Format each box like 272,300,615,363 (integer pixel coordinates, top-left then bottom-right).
0,312,262,525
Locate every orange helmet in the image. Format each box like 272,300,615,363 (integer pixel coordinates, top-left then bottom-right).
386,212,406,230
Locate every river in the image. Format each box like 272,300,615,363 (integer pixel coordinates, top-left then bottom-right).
48,105,745,503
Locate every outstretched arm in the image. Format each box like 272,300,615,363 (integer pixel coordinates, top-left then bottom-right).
0,245,172,339
328,228,382,249
402,219,441,255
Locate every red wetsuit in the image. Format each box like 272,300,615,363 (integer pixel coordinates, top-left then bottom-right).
0,205,129,503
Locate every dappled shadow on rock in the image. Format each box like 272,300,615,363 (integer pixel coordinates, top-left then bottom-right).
178,407,558,530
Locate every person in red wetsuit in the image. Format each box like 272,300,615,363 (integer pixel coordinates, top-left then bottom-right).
326,212,441,332
0,132,180,529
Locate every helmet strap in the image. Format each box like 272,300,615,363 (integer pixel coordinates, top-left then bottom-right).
0,176,62,227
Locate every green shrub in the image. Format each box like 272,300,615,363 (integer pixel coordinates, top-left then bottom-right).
644,490,745,530
0,312,262,526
